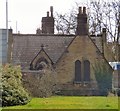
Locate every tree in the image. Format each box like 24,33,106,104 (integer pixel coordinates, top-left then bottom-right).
54,8,77,34
88,0,120,61
54,0,120,61
1,64,30,106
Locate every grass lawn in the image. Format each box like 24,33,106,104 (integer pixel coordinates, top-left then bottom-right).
2,96,119,109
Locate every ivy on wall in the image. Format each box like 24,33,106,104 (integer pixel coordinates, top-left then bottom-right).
93,60,113,96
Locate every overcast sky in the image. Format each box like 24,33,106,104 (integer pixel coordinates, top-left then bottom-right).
0,0,88,34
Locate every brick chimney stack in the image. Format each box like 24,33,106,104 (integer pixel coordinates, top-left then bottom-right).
41,6,54,34
76,7,88,35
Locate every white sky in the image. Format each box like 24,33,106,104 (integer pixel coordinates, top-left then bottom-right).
0,0,87,34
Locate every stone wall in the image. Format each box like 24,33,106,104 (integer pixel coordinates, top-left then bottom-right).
11,34,113,96
55,35,104,95
56,36,100,82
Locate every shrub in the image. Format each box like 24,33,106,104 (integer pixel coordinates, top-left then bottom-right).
0,64,30,106
23,68,57,97
117,89,120,96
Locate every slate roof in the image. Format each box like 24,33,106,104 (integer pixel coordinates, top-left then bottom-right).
12,34,75,68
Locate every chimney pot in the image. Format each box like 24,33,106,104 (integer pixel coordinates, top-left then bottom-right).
79,7,82,14
50,6,53,17
102,28,106,32
102,28,107,43
47,11,49,17
83,7,86,14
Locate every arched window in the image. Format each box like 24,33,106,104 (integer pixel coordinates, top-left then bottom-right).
30,57,49,70
83,60,90,81
75,60,81,82
35,57,48,70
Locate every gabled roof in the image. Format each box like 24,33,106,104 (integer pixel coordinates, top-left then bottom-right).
55,34,113,70
12,33,113,70
30,45,53,65
12,34,75,67
88,35,113,70
55,35,77,64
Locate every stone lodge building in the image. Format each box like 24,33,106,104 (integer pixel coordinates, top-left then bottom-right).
7,6,113,96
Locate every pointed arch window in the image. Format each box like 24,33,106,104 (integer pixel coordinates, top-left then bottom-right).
30,57,49,70
35,57,48,70
83,60,90,82
75,60,82,82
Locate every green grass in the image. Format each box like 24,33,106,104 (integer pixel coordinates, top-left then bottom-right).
2,96,118,109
